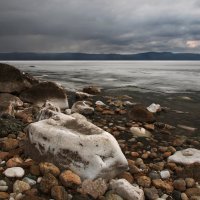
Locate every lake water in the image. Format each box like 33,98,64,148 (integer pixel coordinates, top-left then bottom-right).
2,61,200,93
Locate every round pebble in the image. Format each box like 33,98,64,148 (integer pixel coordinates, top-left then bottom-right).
3,167,25,178
160,170,170,179
22,177,36,186
0,180,7,186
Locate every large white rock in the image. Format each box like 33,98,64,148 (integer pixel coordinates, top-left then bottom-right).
25,110,128,180
110,179,145,200
168,148,200,165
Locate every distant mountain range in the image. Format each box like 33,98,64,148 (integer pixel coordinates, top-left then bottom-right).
1,52,200,60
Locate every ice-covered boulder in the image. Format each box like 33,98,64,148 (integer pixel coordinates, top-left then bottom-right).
168,148,200,165
20,81,68,109
71,101,94,115
25,110,128,180
110,179,145,200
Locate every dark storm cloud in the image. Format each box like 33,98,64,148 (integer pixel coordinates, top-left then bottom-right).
0,0,200,53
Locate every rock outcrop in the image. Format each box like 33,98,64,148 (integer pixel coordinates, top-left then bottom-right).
20,82,69,109
0,63,38,93
25,109,128,180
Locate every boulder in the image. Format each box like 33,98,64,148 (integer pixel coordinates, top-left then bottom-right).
0,93,23,116
128,105,155,123
0,63,38,93
20,82,68,109
25,110,128,180
110,179,145,200
168,148,200,165
82,86,101,95
71,101,94,115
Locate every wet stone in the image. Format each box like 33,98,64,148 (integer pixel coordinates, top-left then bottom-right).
144,187,159,200
51,185,68,200
39,173,58,193
59,170,81,188
173,179,186,192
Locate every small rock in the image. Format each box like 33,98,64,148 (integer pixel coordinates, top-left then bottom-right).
15,193,24,200
30,165,40,176
185,188,200,198
6,156,23,168
110,179,144,200
160,170,170,179
39,173,58,193
128,104,155,123
0,186,8,192
59,170,81,188
80,178,108,199
0,152,9,160
131,152,139,158
137,176,151,188
147,103,161,113
105,191,123,200
144,124,155,130
83,86,101,95
149,171,161,180
150,162,165,171
39,162,60,177
0,180,7,186
3,167,25,178
181,193,189,200
95,101,106,106
130,127,151,138
172,190,182,200
0,192,9,199
185,178,195,188
128,160,141,174
22,177,37,186
118,172,134,184
51,185,68,200
71,101,94,115
2,138,19,151
144,187,159,200
13,180,31,193
152,179,174,193
173,179,186,192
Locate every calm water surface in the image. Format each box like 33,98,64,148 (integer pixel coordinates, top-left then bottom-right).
2,61,200,93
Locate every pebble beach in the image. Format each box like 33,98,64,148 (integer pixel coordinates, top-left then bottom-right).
0,63,200,200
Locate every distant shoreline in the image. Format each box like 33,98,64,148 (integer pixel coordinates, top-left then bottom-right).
1,52,200,60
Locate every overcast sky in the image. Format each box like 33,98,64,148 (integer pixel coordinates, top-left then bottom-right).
0,0,200,53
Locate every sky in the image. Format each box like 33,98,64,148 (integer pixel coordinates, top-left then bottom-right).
0,0,200,53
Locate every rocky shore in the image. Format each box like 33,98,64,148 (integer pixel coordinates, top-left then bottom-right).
0,63,200,200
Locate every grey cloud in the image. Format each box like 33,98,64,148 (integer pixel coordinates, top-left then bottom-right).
0,0,200,53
